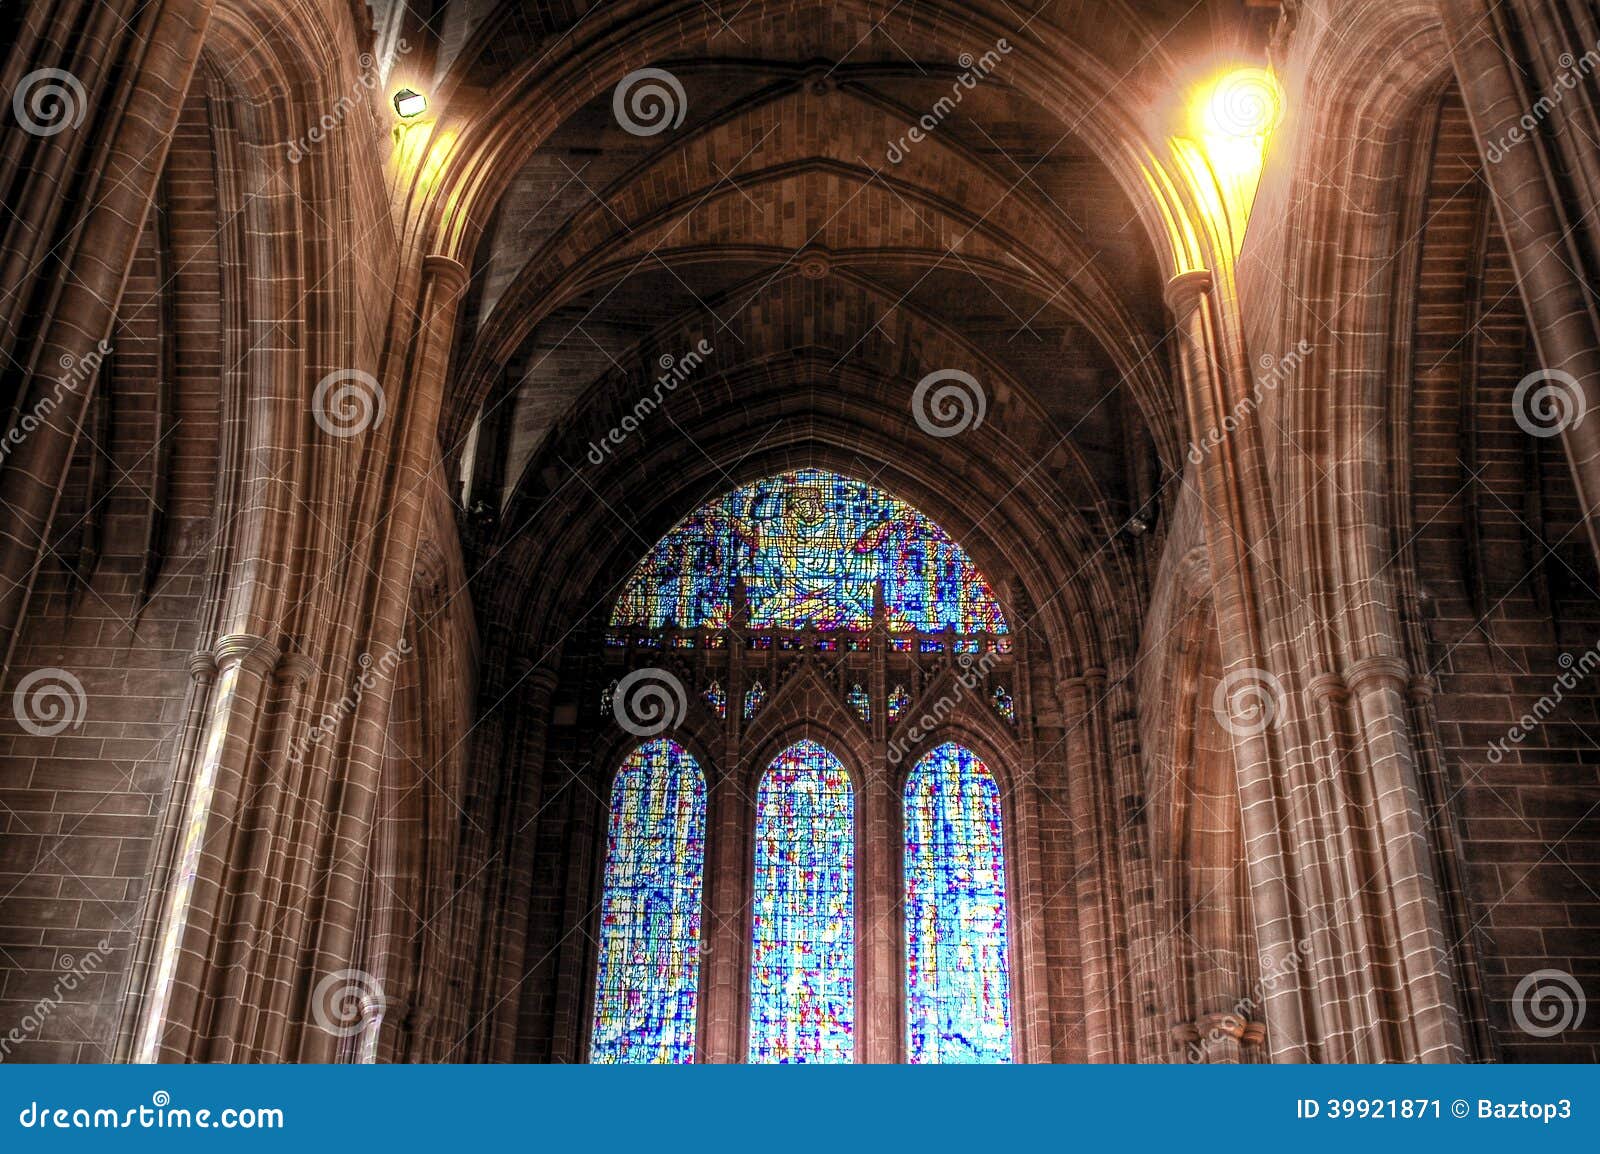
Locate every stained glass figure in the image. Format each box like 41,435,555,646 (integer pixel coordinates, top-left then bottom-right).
846,683,871,723
903,743,1013,1063
601,679,618,717
590,740,706,1063
704,680,727,719
611,470,1008,633
744,679,766,721
992,684,1015,723
749,740,855,1063
888,684,910,723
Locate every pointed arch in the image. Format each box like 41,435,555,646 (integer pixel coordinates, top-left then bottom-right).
590,739,707,1063
903,741,1013,1062
748,739,856,1062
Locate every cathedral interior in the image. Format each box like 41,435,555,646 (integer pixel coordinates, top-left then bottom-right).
1,0,1597,1064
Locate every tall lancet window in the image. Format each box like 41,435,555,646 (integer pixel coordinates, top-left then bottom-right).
748,739,855,1062
903,742,1013,1062
590,739,706,1063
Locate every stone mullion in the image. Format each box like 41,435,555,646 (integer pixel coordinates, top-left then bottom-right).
1057,674,1117,1061
0,0,215,677
133,632,278,1062
1442,0,1600,568
703,668,746,1063
293,255,469,1061
1344,657,1466,1062
1166,270,1311,1060
863,615,894,1063
1011,691,1052,1063
113,650,217,1061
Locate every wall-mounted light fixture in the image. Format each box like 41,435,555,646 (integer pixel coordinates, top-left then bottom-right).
393,88,427,118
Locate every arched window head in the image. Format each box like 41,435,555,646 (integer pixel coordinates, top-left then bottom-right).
611,469,1009,633
904,742,1013,1063
590,739,706,1063
749,739,855,1062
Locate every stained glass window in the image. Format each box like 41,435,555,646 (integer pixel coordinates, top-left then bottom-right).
743,679,766,721
904,743,1012,1063
888,684,910,723
601,679,618,717
992,684,1015,723
704,680,726,719
749,740,855,1063
611,470,1008,633
591,739,706,1063
846,683,871,723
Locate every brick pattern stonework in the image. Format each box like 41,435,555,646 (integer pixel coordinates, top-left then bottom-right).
0,0,1596,1065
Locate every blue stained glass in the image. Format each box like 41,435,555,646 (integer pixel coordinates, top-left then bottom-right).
749,740,855,1063
611,470,1008,633
888,684,910,722
904,743,1013,1063
992,684,1015,723
846,683,871,722
590,740,706,1063
743,680,765,721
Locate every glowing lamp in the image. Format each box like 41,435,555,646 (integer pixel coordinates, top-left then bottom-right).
393,88,427,118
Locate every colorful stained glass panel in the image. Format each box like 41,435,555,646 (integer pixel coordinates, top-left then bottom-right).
590,739,706,1063
611,470,1008,633
888,684,910,722
749,740,855,1063
904,743,1013,1063
846,683,871,723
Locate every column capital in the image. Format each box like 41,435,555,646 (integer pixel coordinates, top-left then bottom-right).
421,254,470,302
1346,654,1410,697
1163,269,1214,318
187,651,218,683
274,651,319,688
212,633,280,677
1306,670,1349,709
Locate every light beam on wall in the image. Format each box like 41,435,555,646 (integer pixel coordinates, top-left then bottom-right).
1170,67,1284,262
